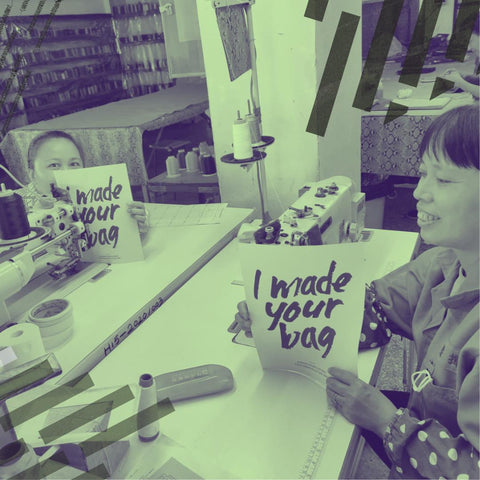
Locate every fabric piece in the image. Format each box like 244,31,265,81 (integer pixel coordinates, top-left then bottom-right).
360,391,410,468
361,115,435,176
215,5,251,81
359,283,392,350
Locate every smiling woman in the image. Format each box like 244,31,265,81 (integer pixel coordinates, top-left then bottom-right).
235,103,480,480
14,130,149,234
414,104,479,259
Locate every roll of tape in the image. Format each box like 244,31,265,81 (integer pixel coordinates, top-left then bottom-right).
29,299,74,350
0,324,45,371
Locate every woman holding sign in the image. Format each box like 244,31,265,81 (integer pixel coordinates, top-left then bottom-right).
236,103,479,479
16,130,149,234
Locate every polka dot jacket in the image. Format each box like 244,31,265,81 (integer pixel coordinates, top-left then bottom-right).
361,247,479,479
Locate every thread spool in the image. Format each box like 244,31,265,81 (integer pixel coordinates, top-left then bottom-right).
137,373,159,442
0,184,31,241
198,141,207,154
0,323,45,371
245,114,262,144
245,100,261,144
166,155,180,178
185,150,199,173
201,155,217,176
232,111,253,160
177,149,186,169
28,299,74,351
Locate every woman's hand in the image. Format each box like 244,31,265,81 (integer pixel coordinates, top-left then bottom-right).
235,300,252,337
127,201,149,234
326,367,397,437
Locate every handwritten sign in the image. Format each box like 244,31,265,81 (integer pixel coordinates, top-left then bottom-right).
240,243,367,385
55,164,143,263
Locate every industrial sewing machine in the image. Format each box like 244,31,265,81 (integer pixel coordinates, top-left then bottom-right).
238,176,366,245
0,195,105,323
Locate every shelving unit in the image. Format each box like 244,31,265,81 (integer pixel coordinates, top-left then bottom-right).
110,0,175,97
0,26,28,138
2,14,125,127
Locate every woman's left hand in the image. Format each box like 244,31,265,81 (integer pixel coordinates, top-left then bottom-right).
127,201,149,233
326,367,397,437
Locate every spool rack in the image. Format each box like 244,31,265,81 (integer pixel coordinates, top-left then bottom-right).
220,135,275,225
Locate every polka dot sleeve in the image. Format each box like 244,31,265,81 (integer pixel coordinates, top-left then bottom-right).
359,284,392,350
383,408,480,479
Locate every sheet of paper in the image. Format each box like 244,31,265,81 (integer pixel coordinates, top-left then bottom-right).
147,203,227,226
55,165,144,263
240,243,367,386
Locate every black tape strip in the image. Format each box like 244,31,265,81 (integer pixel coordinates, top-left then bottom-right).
353,0,405,112
399,0,443,87
307,12,360,137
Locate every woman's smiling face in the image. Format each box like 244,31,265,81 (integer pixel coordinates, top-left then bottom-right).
413,151,480,253
30,137,83,195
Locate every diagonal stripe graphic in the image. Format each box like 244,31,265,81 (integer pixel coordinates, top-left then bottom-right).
353,0,405,112
307,12,360,137
72,463,110,479
0,356,59,404
446,0,480,62
304,0,329,22
39,385,134,444
384,101,409,124
399,0,443,87
1,373,94,431
13,398,175,479
430,77,455,99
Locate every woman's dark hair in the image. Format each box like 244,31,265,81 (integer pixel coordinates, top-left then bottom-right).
419,103,479,170
27,130,84,170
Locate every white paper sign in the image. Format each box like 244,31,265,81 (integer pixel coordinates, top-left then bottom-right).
240,243,367,386
55,164,144,263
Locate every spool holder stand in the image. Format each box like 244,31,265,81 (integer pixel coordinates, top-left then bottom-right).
221,135,274,225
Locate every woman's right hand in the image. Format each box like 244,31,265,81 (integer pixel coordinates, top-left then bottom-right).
235,301,252,337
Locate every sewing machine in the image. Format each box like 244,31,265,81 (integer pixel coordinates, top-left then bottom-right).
238,176,365,245
0,199,105,323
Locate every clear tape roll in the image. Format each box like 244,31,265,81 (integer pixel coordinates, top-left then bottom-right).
0,323,45,371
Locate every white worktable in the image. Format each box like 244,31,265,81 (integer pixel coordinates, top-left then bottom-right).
80,228,420,479
16,206,253,384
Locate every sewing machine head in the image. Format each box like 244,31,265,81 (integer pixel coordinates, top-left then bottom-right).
0,193,87,323
239,176,365,246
